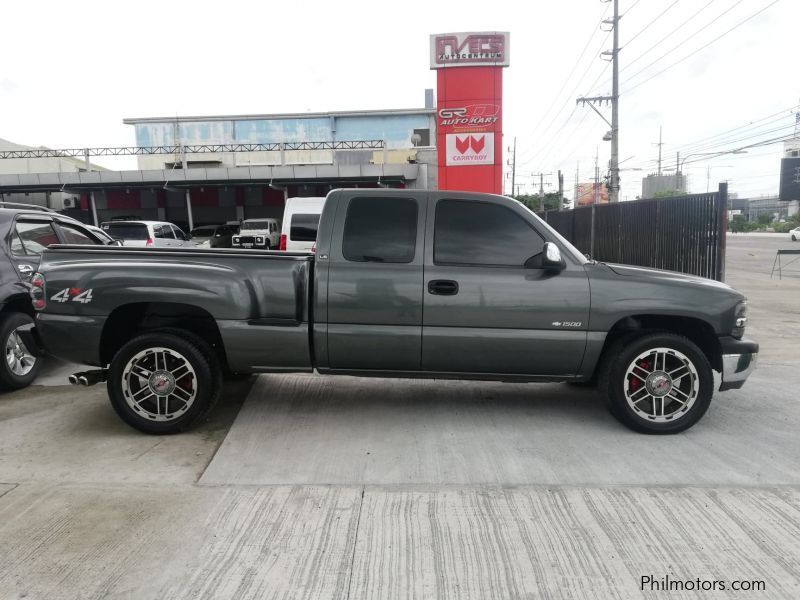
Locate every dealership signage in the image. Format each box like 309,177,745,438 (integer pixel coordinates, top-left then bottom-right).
438,104,499,130
432,31,509,194
430,32,510,68
445,133,495,165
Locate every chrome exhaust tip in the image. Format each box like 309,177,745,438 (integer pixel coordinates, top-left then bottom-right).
68,374,78,385
78,376,89,386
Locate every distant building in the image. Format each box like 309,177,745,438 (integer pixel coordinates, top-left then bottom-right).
729,194,799,222
0,138,107,210
641,173,687,199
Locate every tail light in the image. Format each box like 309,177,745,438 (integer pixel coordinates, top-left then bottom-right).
311,243,316,254
279,234,287,251
146,238,154,247
30,273,46,310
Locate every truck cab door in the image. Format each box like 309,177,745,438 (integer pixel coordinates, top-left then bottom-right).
421,196,590,376
325,193,426,371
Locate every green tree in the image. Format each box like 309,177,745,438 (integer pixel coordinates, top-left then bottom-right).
756,214,772,226
513,193,564,212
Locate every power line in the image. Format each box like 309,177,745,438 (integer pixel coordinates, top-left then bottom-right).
513,3,611,163
624,0,780,94
624,0,682,48
622,0,746,88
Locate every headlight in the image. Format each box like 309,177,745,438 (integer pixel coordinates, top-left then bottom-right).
732,301,747,339
232,237,240,244
256,237,264,244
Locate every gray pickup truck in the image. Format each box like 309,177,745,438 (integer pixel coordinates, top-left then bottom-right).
25,189,757,435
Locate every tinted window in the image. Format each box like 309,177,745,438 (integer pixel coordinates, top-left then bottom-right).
434,200,544,267
241,221,269,231
103,223,149,240
342,198,417,263
14,221,59,255
172,226,187,240
57,223,97,245
191,227,215,238
290,214,321,242
154,225,174,239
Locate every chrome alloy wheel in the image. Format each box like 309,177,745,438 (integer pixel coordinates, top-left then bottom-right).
121,347,197,422
5,328,36,376
623,347,699,422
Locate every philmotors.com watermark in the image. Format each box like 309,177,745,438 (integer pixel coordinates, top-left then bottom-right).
641,574,766,592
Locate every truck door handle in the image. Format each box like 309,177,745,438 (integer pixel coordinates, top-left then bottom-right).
428,279,459,295
18,264,33,276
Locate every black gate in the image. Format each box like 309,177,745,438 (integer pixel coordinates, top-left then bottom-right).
539,183,728,281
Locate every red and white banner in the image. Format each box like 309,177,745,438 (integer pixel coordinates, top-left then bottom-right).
445,133,495,166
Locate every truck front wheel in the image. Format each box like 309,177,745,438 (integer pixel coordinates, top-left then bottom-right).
107,331,222,434
599,333,713,434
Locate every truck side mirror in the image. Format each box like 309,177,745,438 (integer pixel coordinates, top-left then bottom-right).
542,242,566,272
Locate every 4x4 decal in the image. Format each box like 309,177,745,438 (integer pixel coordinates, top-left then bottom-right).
50,288,93,304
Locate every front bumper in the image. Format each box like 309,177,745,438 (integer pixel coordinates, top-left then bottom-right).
718,336,759,391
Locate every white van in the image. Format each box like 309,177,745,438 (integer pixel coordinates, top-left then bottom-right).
279,197,325,252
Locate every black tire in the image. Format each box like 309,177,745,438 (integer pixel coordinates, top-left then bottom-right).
792,235,797,241
598,332,713,434
0,312,42,391
107,331,222,434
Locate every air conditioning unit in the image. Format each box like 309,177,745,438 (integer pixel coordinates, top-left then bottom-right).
61,196,78,210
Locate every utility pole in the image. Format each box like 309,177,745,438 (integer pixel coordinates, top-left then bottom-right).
577,0,620,202
531,172,553,208
558,170,564,209
594,148,600,205
575,162,580,207
512,137,517,197
654,126,664,175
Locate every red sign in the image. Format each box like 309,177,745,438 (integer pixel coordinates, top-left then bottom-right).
433,33,508,194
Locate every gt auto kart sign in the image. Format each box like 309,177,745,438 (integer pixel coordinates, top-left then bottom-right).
446,133,495,166
430,32,510,68
439,104,500,132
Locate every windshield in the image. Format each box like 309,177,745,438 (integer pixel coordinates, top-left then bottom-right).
513,201,588,264
101,223,149,241
241,221,270,231
191,227,216,237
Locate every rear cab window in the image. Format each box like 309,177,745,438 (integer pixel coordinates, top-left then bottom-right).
342,197,418,263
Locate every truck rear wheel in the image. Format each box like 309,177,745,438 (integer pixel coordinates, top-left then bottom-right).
0,312,42,391
107,331,222,434
599,332,713,434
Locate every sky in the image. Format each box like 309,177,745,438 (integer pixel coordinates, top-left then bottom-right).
1,0,796,201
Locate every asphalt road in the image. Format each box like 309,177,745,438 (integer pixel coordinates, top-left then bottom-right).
0,234,797,599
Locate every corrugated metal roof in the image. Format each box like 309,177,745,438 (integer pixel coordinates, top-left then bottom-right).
123,108,436,125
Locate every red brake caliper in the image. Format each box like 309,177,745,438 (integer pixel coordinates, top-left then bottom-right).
630,360,649,391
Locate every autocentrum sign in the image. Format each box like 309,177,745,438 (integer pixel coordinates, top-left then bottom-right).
430,32,510,68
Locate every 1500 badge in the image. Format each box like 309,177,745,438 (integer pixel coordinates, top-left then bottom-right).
51,288,94,304
552,321,582,327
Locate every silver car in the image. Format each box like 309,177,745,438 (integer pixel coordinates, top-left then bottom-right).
101,221,193,248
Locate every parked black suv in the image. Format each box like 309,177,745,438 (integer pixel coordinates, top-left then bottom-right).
0,203,115,390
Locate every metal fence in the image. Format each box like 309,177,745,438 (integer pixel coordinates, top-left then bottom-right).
540,183,728,281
